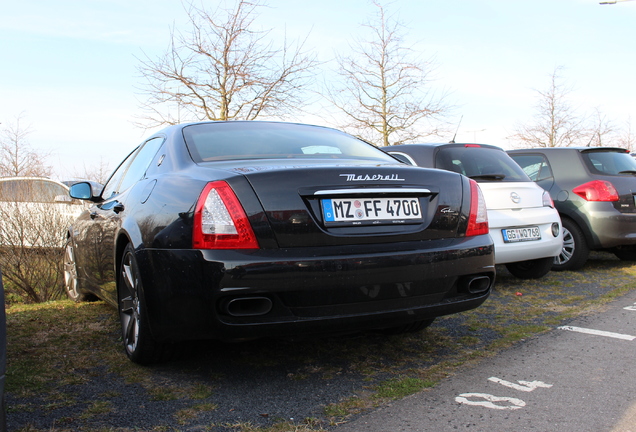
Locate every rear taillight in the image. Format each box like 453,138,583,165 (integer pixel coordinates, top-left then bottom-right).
466,179,489,236
193,181,259,249
572,180,619,202
542,190,554,208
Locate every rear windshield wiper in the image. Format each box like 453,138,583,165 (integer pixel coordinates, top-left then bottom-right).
469,174,506,181
619,170,636,175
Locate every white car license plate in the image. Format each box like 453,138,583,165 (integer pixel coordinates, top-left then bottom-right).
321,197,422,225
502,226,541,243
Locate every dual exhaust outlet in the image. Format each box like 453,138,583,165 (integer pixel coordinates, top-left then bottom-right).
220,275,491,318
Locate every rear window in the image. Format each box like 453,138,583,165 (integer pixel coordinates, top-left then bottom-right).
435,146,531,182
182,122,396,163
0,179,69,203
580,150,636,175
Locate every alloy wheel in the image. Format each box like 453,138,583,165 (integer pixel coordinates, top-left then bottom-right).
63,241,80,300
555,226,574,266
119,250,141,357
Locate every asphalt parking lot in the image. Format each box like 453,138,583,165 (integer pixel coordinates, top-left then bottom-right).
338,287,636,431
5,252,636,431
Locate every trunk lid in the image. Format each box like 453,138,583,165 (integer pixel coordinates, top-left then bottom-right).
477,181,546,211
230,161,468,248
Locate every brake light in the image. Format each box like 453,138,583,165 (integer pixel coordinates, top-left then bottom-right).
572,180,619,202
466,179,489,236
465,144,481,148
193,181,259,249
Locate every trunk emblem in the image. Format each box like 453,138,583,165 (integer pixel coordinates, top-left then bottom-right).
340,174,405,182
510,192,521,203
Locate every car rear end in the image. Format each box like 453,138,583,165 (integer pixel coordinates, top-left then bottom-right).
563,148,636,249
139,123,496,341
388,144,563,266
439,145,562,265
510,147,636,251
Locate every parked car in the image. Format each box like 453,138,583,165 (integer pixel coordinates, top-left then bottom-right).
386,143,562,279
509,147,636,271
64,121,495,364
0,177,85,248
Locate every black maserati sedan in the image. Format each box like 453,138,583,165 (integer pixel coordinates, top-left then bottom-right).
64,121,495,364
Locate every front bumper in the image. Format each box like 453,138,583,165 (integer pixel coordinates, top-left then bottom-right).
136,235,495,342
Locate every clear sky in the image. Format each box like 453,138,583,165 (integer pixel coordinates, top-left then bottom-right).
1,0,635,180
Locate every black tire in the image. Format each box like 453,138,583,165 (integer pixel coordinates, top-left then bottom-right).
552,219,589,271
505,257,553,279
118,243,173,364
612,247,636,261
63,238,94,302
378,318,435,335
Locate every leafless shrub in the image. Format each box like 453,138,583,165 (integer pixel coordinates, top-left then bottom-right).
0,191,75,303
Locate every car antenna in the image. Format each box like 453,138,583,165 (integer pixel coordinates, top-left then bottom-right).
449,115,463,143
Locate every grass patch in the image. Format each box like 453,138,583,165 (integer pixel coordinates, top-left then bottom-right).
374,376,435,399
5,300,122,396
79,400,113,419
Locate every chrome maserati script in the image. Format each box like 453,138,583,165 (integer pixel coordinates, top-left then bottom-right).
340,174,405,182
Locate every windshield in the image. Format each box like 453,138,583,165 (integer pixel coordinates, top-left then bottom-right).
182,122,396,163
581,150,636,175
435,146,531,182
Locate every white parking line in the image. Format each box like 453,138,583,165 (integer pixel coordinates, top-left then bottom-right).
558,326,636,341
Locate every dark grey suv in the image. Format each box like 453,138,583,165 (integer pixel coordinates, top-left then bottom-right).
509,147,636,271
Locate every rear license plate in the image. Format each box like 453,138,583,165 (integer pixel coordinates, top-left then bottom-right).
502,226,541,243
321,197,423,226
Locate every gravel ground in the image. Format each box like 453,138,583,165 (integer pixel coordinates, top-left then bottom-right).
6,252,634,431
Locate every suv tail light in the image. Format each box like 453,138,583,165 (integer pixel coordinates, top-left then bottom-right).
466,179,489,236
572,180,619,202
193,181,259,249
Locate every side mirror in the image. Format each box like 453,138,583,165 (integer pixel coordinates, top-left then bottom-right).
69,182,100,202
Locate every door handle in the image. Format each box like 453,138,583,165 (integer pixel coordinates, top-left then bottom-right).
113,203,125,214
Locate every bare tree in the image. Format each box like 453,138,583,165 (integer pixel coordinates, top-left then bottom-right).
0,114,52,177
72,158,112,185
586,107,617,147
616,117,636,151
510,66,587,148
136,0,318,127
326,2,451,147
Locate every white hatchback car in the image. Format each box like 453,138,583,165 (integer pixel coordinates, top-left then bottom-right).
387,143,563,279
0,177,85,248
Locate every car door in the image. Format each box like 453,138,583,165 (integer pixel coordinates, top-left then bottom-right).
75,137,165,302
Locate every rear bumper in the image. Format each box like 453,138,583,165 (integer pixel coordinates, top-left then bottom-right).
488,207,563,264
564,202,636,249
136,235,495,342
